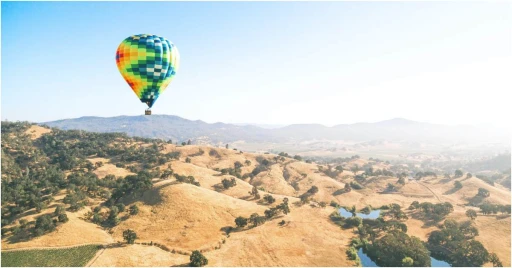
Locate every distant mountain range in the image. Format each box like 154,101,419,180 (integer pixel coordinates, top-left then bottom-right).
41,115,510,146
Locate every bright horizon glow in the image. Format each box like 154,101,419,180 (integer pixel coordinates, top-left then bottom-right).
1,2,511,131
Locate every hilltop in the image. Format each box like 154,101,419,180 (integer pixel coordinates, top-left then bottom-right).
1,122,510,267
40,116,510,157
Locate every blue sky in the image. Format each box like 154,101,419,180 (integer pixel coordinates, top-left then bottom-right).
1,1,511,129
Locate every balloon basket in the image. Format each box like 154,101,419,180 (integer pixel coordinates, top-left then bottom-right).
145,109,152,115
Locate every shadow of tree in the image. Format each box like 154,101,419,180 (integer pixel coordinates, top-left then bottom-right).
118,181,180,207
170,263,191,267
408,210,444,228
443,187,461,195
466,195,485,207
104,242,124,249
220,226,249,235
333,189,347,196
439,178,452,184
496,214,511,220
238,195,253,201
212,183,226,192
5,212,60,244
10,207,46,222
256,199,273,206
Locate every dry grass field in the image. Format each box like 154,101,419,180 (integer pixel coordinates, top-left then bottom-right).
24,125,52,140
87,157,134,178
2,144,510,267
90,244,190,267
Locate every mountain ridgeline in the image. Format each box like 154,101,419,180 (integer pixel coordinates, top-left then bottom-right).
41,115,510,146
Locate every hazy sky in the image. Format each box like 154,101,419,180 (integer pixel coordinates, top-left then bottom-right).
2,1,511,129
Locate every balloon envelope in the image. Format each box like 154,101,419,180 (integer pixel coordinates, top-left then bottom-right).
116,34,180,108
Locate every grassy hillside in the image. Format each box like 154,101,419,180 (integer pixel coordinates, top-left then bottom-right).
1,121,510,267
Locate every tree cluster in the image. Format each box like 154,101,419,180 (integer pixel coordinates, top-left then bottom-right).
479,203,511,215
366,230,431,267
409,201,453,222
175,174,200,186
190,250,208,267
428,219,501,267
415,171,437,179
221,178,237,189
383,203,408,221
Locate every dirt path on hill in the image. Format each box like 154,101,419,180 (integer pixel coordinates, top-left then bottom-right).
86,247,107,267
416,181,441,202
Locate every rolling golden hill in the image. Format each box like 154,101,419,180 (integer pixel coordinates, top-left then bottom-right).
1,125,510,266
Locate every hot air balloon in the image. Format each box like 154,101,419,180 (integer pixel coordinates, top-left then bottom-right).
116,34,180,115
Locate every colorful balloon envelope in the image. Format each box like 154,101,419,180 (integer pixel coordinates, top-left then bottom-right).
116,34,180,110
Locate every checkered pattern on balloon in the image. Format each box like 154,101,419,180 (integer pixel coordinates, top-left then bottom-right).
116,34,180,109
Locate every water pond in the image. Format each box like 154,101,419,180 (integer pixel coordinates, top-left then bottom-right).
338,207,381,219
338,208,451,267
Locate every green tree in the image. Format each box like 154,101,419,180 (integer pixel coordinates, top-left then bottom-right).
452,240,489,267
454,169,463,178
249,185,259,199
345,216,362,228
160,168,174,179
123,229,137,244
181,142,187,146
466,209,477,220
300,194,309,204
19,219,28,229
58,213,69,223
344,183,352,192
245,160,251,166
307,186,319,195
387,183,396,192
54,205,65,216
249,213,266,227
428,219,489,267
34,215,56,236
263,194,276,204
264,208,278,219
111,171,153,201
116,203,126,213
187,139,191,145
92,213,102,224
277,200,291,215
221,178,237,189
235,216,248,228
489,253,503,267
409,201,420,210
234,161,243,170
349,205,357,216
402,257,414,267
351,165,360,175
12,226,21,236
129,204,139,215
107,206,120,226
454,181,463,189
190,250,208,267
368,230,431,267
477,188,490,197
